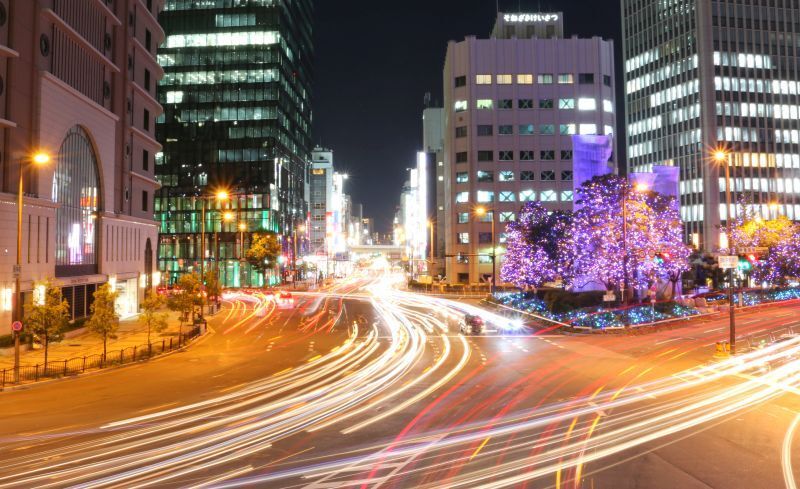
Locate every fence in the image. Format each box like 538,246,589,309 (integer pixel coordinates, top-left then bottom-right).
0,325,203,390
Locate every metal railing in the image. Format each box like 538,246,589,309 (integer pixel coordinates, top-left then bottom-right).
1,325,203,390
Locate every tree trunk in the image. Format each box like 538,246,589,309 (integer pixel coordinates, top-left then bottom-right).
103,334,107,359
43,333,49,374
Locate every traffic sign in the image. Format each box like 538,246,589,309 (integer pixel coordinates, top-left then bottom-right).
11,321,22,332
718,255,738,269
603,293,616,302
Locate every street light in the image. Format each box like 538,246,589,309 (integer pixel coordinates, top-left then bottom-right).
13,151,50,383
474,206,496,295
197,189,231,309
714,148,737,355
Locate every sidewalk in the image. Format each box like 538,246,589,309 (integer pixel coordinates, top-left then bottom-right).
0,309,187,369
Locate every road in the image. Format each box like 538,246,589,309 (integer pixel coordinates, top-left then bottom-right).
0,270,798,488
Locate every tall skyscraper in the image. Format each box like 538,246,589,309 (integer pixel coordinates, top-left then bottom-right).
0,0,165,332
443,12,616,284
156,0,313,287
622,0,800,250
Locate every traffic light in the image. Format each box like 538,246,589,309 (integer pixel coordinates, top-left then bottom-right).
654,252,671,265
738,255,754,271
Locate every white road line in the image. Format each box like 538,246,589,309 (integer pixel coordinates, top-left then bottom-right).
705,327,725,333
655,337,681,345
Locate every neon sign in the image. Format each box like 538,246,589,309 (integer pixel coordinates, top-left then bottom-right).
503,13,560,23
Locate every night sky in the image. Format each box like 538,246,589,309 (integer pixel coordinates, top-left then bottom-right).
313,0,622,232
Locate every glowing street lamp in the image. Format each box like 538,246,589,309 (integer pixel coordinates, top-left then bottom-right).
713,148,737,355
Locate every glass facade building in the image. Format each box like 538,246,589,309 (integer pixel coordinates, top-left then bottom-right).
622,0,800,250
156,0,313,286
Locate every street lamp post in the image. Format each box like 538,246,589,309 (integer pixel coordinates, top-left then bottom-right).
198,190,230,283
13,152,50,383
238,222,247,288
217,211,235,285
474,207,496,296
715,149,736,355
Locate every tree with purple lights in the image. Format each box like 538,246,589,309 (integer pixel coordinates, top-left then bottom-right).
501,202,571,289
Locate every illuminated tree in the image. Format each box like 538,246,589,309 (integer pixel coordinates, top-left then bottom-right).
87,283,119,359
501,202,571,289
168,272,203,330
246,232,282,285
140,290,168,345
25,279,70,369
756,237,800,286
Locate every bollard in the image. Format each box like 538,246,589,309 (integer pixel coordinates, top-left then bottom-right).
82,356,87,372
35,364,39,381
63,360,68,376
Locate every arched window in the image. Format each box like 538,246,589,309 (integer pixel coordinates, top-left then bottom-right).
53,127,100,276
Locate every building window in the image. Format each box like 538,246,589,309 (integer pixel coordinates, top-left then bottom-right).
560,124,576,135
499,125,513,135
605,125,614,136
558,73,574,84
603,75,612,87
520,150,534,161
477,151,493,162
517,74,533,84
456,126,467,138
144,69,151,91
476,74,492,84
456,172,469,183
477,125,493,136
561,152,573,162
539,124,555,135
498,99,513,109
539,99,554,109
519,124,534,135
456,152,468,163
476,99,493,110
561,191,574,202
498,150,513,161
519,189,536,201
541,170,555,181
142,149,149,171
142,190,149,212
455,75,467,87
454,100,468,112
559,98,575,109
499,170,514,182
477,191,495,203
478,211,493,222
537,74,553,84
496,74,512,84
477,170,494,182
458,233,470,244
579,123,598,135
518,99,534,109
456,192,469,203
603,99,614,113
478,232,493,244
499,191,515,202
53,127,100,276
143,109,150,131
578,98,597,111
145,29,152,51
458,212,469,224
541,150,555,160
578,73,595,84
540,190,557,201
520,171,535,181
499,212,516,222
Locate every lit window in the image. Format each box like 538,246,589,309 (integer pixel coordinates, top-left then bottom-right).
558,73,574,84
579,124,598,135
499,191,516,202
456,192,469,203
497,74,512,84
499,212,516,222
559,124,576,135
456,172,469,183
458,233,470,244
519,124,534,135
517,74,533,84
476,99,494,110
477,170,494,182
578,98,597,111
458,212,469,224
537,74,554,84
499,171,514,181
603,100,614,113
559,98,575,109
540,124,555,135
561,191,574,202
438,175,444,181
540,190,557,202
605,125,614,135
519,189,536,201
166,91,184,103
166,31,279,48
477,191,495,203
476,74,492,84
454,100,468,112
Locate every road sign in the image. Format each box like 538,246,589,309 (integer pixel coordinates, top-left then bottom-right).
11,321,22,332
12,264,20,277
603,293,616,302
718,255,738,269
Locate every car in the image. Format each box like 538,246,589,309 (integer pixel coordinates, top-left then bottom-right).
459,314,485,335
275,291,295,310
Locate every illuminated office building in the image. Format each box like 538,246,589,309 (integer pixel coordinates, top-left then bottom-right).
443,12,616,284
622,0,800,250
156,0,313,286
0,0,165,332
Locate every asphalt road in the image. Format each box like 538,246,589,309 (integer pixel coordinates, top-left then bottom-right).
0,272,798,488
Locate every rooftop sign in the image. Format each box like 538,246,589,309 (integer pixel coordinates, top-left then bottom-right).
503,13,560,23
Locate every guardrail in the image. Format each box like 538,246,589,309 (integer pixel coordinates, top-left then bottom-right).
0,325,204,391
